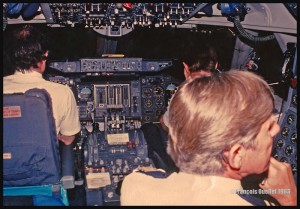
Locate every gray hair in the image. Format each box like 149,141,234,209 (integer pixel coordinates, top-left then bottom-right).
167,70,275,175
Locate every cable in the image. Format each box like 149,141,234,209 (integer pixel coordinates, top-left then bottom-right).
233,15,275,42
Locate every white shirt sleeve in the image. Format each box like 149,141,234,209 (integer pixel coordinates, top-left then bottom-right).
59,87,81,136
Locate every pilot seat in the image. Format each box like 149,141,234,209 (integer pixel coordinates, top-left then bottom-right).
3,88,75,206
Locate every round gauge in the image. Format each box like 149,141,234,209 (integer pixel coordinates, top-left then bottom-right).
79,87,92,101
145,99,152,108
281,127,290,138
156,109,164,117
153,86,164,97
166,83,177,96
142,87,152,98
287,114,295,125
291,164,297,174
290,133,297,144
144,116,151,121
276,139,284,150
285,145,293,156
155,98,164,108
165,83,178,104
166,83,177,91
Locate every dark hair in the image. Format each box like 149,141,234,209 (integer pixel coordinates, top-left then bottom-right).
182,43,218,73
6,25,49,73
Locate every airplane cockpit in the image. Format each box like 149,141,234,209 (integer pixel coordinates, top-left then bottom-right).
3,3,297,206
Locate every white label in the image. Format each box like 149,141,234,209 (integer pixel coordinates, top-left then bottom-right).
86,172,111,189
107,133,129,145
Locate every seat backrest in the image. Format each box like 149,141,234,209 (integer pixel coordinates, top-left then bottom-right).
3,88,61,186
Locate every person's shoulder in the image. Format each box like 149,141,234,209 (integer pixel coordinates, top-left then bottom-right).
122,167,169,196
3,74,13,79
3,74,15,82
45,80,73,92
135,167,168,178
124,167,167,182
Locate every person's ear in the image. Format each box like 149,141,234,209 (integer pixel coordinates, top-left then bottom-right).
182,62,190,79
42,51,49,62
223,144,243,170
44,51,49,57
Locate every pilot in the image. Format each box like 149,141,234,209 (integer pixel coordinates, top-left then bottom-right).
3,25,81,145
160,44,218,132
141,43,218,173
121,70,297,206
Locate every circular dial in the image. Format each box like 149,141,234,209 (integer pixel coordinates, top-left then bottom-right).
166,83,177,91
142,87,152,98
155,98,164,108
290,133,297,144
145,99,152,108
291,164,297,174
165,83,178,104
287,114,295,125
156,109,164,117
276,139,284,150
281,127,290,138
79,86,92,101
153,86,164,97
285,145,293,155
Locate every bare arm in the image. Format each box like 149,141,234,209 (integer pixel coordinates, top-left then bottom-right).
259,157,297,206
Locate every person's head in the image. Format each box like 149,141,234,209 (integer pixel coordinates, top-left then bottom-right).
182,44,218,80
7,24,49,73
167,70,280,178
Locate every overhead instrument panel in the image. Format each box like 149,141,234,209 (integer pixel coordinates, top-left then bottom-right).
4,3,216,36
39,3,211,36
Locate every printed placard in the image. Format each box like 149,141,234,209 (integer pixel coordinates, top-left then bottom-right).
3,106,22,118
